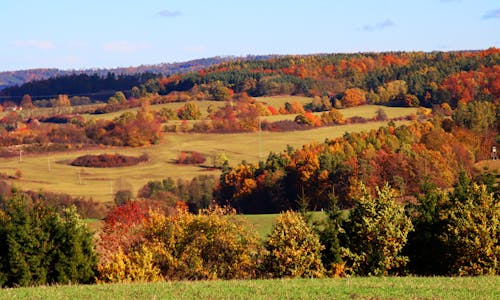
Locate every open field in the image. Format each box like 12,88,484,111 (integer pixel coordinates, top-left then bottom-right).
0,105,416,203
1,121,405,202
0,276,498,300
81,100,227,121
79,96,313,121
261,105,419,122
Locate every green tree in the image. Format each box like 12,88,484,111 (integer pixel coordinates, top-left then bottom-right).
317,193,344,276
263,211,324,278
131,86,141,99
404,181,448,275
0,194,96,287
342,184,413,276
177,102,202,120
453,101,496,133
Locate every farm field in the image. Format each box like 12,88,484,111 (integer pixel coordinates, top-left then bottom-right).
1,103,417,203
0,276,498,300
0,117,410,202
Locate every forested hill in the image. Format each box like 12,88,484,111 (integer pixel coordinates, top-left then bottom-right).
2,49,499,108
0,55,273,96
154,48,499,108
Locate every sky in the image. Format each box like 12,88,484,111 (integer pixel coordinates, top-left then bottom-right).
0,0,499,72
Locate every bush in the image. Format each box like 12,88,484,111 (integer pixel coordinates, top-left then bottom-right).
177,151,206,165
143,206,263,280
71,153,149,168
98,205,263,282
263,211,324,278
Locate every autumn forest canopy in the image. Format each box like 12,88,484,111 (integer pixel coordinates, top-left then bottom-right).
0,49,499,287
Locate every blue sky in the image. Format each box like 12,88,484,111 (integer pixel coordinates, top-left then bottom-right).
1,0,498,71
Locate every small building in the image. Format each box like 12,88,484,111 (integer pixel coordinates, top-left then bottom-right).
492,146,497,160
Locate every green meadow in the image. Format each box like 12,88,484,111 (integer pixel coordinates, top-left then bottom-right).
0,276,498,300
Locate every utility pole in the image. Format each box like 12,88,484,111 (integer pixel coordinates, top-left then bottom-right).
258,116,262,158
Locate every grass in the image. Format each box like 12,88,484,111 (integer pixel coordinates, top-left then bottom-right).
0,276,498,299
261,105,418,122
1,105,416,203
242,211,330,240
81,100,227,121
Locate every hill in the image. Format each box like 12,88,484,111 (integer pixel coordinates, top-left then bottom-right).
0,55,274,100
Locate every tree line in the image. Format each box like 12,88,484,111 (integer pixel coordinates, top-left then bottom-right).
0,171,497,287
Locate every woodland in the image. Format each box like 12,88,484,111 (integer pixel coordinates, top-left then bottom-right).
0,49,498,287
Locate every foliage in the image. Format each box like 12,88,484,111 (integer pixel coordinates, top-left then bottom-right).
404,181,449,275
453,100,496,133
341,184,413,276
97,204,263,283
177,151,206,165
138,175,217,212
71,153,149,168
177,102,202,120
316,194,345,276
439,175,499,276
0,193,97,287
263,211,324,278
142,206,263,281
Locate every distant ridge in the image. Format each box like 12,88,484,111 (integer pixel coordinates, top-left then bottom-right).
0,55,274,91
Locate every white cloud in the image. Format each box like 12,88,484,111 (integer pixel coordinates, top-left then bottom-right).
157,9,182,18
103,41,150,53
12,40,55,50
361,19,396,31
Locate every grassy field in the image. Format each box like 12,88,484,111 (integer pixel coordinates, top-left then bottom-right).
242,211,332,239
0,105,416,203
81,100,227,121
261,105,418,122
0,276,498,299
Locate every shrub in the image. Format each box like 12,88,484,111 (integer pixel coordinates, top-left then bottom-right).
143,206,263,280
177,151,206,165
71,153,149,168
263,211,324,278
341,184,413,276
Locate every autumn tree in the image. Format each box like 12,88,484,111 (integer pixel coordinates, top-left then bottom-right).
263,211,324,278
341,184,413,276
20,94,34,109
142,206,263,280
341,88,366,107
439,175,499,276
453,100,496,133
177,102,202,120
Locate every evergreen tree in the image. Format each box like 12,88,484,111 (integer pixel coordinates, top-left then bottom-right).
404,180,448,275
317,193,344,276
0,194,97,287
